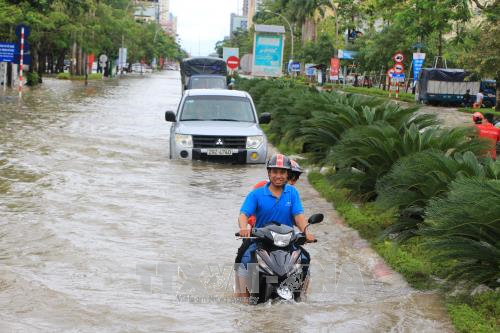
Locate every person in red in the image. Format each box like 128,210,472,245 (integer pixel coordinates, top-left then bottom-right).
473,112,500,160
247,159,304,227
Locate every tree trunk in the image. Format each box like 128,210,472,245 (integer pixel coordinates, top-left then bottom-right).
438,30,443,58
71,39,77,75
301,18,316,44
78,45,84,76
496,71,500,112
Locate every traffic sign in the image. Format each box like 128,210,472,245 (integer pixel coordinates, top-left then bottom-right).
226,56,240,70
15,24,30,39
0,42,15,63
387,68,395,76
394,62,404,74
14,42,31,65
290,61,301,72
391,73,405,83
99,54,108,64
393,52,405,63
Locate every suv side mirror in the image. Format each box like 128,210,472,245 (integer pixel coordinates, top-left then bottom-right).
259,112,271,124
165,111,176,122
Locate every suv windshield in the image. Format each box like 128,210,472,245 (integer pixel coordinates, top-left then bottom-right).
180,96,256,122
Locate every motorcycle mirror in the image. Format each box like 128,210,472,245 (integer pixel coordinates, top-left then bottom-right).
308,213,324,224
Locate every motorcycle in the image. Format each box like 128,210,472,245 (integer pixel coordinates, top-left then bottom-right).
235,213,323,304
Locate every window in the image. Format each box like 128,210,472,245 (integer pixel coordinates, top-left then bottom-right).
181,96,255,122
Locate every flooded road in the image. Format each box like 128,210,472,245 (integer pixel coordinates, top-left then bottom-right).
0,71,453,332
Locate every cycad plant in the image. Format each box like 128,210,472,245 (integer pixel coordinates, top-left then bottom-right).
330,124,487,200
376,151,500,242
421,177,500,289
298,92,437,164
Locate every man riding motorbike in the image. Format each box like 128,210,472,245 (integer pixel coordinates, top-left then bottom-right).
247,159,304,227
234,154,315,301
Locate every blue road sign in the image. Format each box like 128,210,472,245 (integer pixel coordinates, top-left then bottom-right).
14,42,31,65
413,59,425,81
0,42,16,62
290,62,301,72
15,24,30,39
391,73,405,82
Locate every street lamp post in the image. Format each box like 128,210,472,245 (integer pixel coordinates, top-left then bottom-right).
264,10,294,63
330,1,339,57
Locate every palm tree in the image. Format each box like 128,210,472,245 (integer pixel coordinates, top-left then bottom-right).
286,0,333,43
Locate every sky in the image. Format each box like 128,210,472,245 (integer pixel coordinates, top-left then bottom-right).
170,0,243,57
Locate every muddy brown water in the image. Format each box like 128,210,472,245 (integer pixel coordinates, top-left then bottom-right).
0,72,453,332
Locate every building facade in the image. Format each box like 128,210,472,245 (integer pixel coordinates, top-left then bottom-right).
230,13,248,35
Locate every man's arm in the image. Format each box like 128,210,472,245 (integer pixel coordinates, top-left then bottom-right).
294,214,315,242
238,213,251,237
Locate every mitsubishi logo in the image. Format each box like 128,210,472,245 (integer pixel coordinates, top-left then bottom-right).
216,138,224,145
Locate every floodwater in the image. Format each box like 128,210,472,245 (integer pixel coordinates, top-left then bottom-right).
0,71,453,332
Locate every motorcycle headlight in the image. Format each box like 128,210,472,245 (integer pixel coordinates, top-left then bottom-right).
256,253,273,274
246,135,263,149
270,231,292,247
175,134,193,148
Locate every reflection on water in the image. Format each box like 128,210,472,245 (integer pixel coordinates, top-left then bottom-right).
0,72,453,332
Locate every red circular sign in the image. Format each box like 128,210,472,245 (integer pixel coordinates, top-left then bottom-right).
393,52,405,63
226,56,240,70
387,68,395,76
394,62,405,74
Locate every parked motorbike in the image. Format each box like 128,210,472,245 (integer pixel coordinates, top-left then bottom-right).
235,213,323,304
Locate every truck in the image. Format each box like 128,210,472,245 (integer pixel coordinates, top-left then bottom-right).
180,57,228,93
417,68,496,107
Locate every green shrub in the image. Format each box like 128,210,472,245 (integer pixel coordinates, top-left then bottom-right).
447,292,500,333
376,152,499,242
57,72,70,80
56,73,103,80
26,72,40,86
330,124,487,200
422,178,500,289
299,92,436,165
337,85,416,103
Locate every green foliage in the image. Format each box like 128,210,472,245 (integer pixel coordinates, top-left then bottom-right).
448,291,500,333
376,152,499,241
300,92,436,164
300,34,336,64
422,178,500,288
330,124,486,200
26,71,39,86
0,0,183,76
459,108,500,119
338,86,416,103
57,72,102,80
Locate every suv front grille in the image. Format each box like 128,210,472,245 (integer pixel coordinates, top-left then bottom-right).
192,135,246,149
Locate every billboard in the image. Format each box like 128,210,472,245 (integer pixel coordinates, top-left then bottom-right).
330,58,340,80
252,33,284,77
338,49,357,60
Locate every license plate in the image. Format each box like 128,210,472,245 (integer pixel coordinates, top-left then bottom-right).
206,148,234,156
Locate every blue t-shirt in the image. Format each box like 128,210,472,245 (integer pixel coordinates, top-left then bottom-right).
240,183,304,228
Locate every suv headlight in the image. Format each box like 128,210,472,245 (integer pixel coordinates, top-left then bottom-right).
246,135,263,149
175,134,193,148
270,231,292,247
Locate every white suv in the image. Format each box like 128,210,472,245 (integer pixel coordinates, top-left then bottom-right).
165,89,270,163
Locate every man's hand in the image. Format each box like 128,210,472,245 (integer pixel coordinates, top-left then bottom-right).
305,230,316,243
238,213,251,237
239,228,251,238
